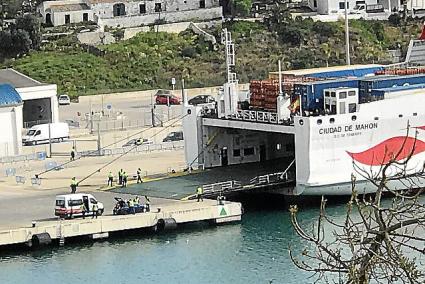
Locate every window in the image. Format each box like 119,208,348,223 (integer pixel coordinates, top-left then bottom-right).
68,199,83,206
113,3,126,16
324,91,330,97
330,118,335,124
56,200,65,207
83,13,88,21
348,103,357,113
314,0,317,8
139,3,146,14
339,2,349,9
90,198,97,204
65,14,70,24
243,147,255,156
339,92,347,99
35,130,41,136
233,149,240,157
155,3,162,12
348,91,356,96
317,119,322,125
199,0,205,8
331,92,336,97
27,130,36,136
331,104,336,114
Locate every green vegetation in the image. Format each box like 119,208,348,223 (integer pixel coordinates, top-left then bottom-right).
4,12,422,98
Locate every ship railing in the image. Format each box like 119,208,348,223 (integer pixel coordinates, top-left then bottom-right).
232,110,279,124
250,159,295,185
202,180,242,194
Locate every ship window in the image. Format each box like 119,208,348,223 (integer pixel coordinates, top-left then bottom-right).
317,119,322,125
299,119,304,125
413,112,418,116
348,91,356,96
351,115,357,121
339,92,347,99
398,114,403,118
331,105,336,114
348,103,357,113
276,144,281,150
325,91,330,97
330,118,335,124
374,117,379,120
243,147,255,156
233,149,240,157
331,92,336,97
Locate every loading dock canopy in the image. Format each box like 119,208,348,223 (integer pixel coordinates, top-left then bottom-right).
0,84,23,107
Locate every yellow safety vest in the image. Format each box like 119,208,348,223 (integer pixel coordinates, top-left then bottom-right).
197,187,203,194
71,179,78,186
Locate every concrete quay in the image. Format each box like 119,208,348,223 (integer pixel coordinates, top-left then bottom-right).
0,199,242,248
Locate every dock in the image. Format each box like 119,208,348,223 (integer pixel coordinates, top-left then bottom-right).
0,200,242,248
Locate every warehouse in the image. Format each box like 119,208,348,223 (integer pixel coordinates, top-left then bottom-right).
0,69,59,128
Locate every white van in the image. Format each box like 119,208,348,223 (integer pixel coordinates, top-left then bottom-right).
55,193,104,219
23,123,69,145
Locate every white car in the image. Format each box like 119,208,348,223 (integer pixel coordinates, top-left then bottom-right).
58,94,71,105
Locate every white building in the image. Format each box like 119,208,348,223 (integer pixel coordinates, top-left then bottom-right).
0,69,59,129
306,0,410,15
0,84,23,157
38,0,223,28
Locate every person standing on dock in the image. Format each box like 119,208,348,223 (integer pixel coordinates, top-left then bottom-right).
196,186,204,202
118,169,123,185
108,171,114,187
122,171,128,187
137,168,143,183
144,195,150,212
70,147,75,161
80,203,86,219
92,203,99,219
70,177,78,194
128,198,135,214
134,196,140,205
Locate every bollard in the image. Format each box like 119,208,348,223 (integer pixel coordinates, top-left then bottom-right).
32,221,36,228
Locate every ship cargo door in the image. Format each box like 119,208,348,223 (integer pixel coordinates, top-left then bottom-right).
221,147,228,166
260,145,266,162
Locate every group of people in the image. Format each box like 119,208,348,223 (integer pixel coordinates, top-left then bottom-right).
107,168,143,188
114,195,151,214
79,202,99,219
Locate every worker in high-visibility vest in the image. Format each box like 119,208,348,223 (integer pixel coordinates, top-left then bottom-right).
128,199,135,214
92,203,99,219
108,171,114,187
70,177,78,194
196,186,203,202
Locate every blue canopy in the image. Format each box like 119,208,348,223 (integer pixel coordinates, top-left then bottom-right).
0,84,22,106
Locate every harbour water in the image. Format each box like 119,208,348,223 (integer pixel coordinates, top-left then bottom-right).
0,202,349,284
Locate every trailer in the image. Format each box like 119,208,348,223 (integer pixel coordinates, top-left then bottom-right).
359,74,425,102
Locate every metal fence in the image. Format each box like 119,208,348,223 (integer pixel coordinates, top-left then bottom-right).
0,151,47,164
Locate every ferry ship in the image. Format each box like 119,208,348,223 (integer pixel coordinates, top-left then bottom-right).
182,30,425,196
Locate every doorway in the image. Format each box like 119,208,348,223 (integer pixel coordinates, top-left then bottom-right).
260,145,266,162
46,13,52,25
221,147,228,166
83,196,89,212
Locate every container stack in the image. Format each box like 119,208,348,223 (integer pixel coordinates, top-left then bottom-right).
249,77,320,112
375,68,425,76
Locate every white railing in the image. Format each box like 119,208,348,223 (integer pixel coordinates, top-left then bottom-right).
202,180,242,194
250,159,295,185
231,110,279,124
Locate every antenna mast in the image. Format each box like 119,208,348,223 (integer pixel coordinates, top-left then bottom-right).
222,28,237,83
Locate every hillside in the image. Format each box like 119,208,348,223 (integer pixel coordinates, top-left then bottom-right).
6,17,422,98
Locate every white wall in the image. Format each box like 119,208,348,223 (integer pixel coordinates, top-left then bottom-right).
100,6,222,28
52,10,94,26
0,105,23,157
319,0,379,14
16,84,59,124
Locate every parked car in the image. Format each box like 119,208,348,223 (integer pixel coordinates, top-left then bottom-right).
163,131,184,142
55,193,104,219
113,197,147,215
155,90,181,105
22,123,70,145
188,95,215,105
122,138,153,147
58,94,71,105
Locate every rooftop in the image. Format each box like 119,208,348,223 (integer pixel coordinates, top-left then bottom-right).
0,69,42,88
50,3,90,12
269,64,383,77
